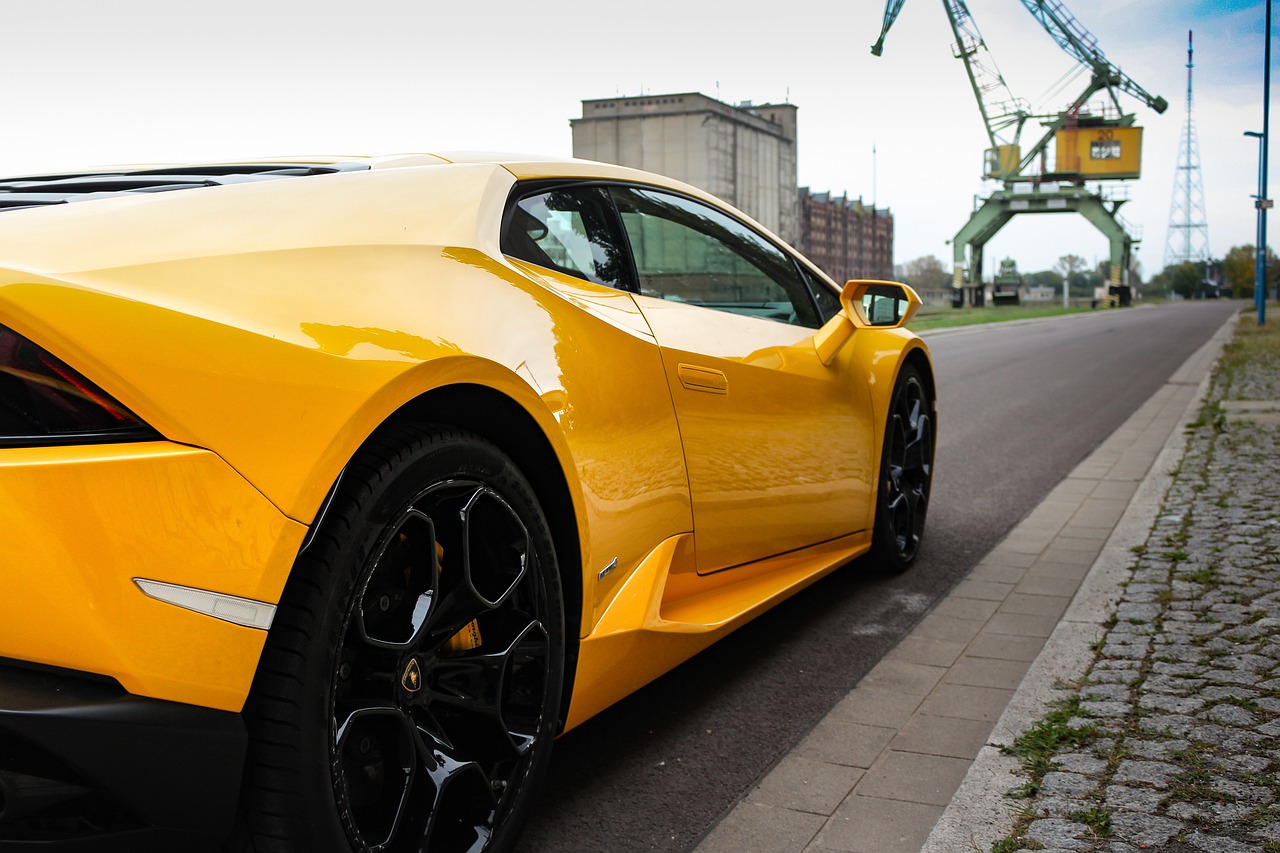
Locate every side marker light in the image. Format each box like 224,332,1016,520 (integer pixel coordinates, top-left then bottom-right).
133,578,276,630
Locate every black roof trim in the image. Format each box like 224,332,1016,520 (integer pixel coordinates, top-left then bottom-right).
0,161,370,212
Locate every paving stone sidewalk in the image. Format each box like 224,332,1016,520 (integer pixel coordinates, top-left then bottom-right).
995,318,1280,853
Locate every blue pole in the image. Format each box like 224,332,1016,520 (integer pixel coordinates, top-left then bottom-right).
1265,0,1272,322
1257,0,1272,324
1251,129,1266,321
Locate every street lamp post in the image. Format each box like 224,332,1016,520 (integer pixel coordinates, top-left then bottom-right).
1246,130,1267,323
1247,0,1272,324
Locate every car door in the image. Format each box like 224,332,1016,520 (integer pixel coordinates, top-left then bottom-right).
608,186,875,575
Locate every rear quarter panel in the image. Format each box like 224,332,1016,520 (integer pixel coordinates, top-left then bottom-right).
0,163,693,644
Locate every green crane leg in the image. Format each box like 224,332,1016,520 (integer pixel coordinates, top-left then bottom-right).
951,190,1136,304
952,195,1014,305
1073,195,1133,293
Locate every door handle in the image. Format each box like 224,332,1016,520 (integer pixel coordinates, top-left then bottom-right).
677,364,728,394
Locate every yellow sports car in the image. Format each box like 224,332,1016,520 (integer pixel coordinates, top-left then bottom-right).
0,153,935,852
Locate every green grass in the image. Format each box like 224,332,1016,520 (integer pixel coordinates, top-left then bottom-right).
1178,566,1217,585
993,696,1103,850
909,303,1097,331
1067,806,1113,837
1218,306,1280,383
1002,696,1098,790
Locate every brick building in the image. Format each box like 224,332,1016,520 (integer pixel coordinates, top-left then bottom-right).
797,190,894,284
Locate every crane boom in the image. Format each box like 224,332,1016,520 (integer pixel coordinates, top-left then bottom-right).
870,0,1167,157
941,0,1030,152
1018,0,1168,114
870,0,907,56
867,0,1168,303
873,0,1029,152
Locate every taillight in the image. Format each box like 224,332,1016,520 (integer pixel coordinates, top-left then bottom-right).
0,324,160,446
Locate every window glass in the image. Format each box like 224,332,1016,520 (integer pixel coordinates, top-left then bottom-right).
802,266,843,324
610,187,821,328
502,186,629,289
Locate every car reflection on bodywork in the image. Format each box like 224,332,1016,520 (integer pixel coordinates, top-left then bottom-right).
0,152,935,853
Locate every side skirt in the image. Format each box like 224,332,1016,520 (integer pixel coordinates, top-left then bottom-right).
563,531,871,730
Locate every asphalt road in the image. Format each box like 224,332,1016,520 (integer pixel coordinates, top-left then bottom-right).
516,300,1239,853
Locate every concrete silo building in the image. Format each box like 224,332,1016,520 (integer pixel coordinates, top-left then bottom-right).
571,92,892,285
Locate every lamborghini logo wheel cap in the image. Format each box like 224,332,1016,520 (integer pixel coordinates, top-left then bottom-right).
401,658,423,693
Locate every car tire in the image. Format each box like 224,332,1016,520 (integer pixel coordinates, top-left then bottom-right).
869,364,935,572
235,425,565,853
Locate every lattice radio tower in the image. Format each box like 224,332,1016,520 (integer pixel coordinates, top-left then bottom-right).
1164,30,1211,269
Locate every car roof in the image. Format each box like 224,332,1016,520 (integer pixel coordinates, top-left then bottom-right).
0,151,721,217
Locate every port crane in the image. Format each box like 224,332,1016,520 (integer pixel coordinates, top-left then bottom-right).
872,0,1168,303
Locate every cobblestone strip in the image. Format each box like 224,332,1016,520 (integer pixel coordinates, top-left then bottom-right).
997,326,1280,853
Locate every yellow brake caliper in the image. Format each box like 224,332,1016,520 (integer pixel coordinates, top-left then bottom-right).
438,539,483,653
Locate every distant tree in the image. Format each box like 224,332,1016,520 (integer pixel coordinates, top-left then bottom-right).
1222,246,1255,298
1223,246,1253,297
1072,261,1101,296
1055,254,1086,282
1168,262,1201,299
1147,268,1167,296
1148,264,1176,297
1025,270,1063,290
1129,260,1144,291
1096,260,1111,285
1222,244,1280,299
1090,259,1145,294
1053,254,1086,301
901,255,950,292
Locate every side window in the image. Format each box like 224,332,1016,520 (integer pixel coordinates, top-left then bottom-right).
610,187,821,328
801,265,843,324
501,185,630,290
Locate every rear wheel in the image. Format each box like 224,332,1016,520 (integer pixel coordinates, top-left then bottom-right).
870,365,935,572
237,426,564,853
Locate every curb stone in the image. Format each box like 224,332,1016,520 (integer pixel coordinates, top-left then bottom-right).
920,313,1240,853
932,310,1280,853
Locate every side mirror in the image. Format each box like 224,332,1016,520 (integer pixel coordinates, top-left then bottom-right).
813,280,922,366
841,280,922,329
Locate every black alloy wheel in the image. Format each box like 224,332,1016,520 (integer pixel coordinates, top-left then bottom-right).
870,364,934,571
238,427,565,853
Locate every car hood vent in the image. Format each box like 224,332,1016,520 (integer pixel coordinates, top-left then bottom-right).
0,162,370,212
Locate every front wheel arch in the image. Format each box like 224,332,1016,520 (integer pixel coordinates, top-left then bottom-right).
902,348,936,422
869,359,936,572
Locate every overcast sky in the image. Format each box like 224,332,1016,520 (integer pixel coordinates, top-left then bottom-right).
1,0,1273,276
